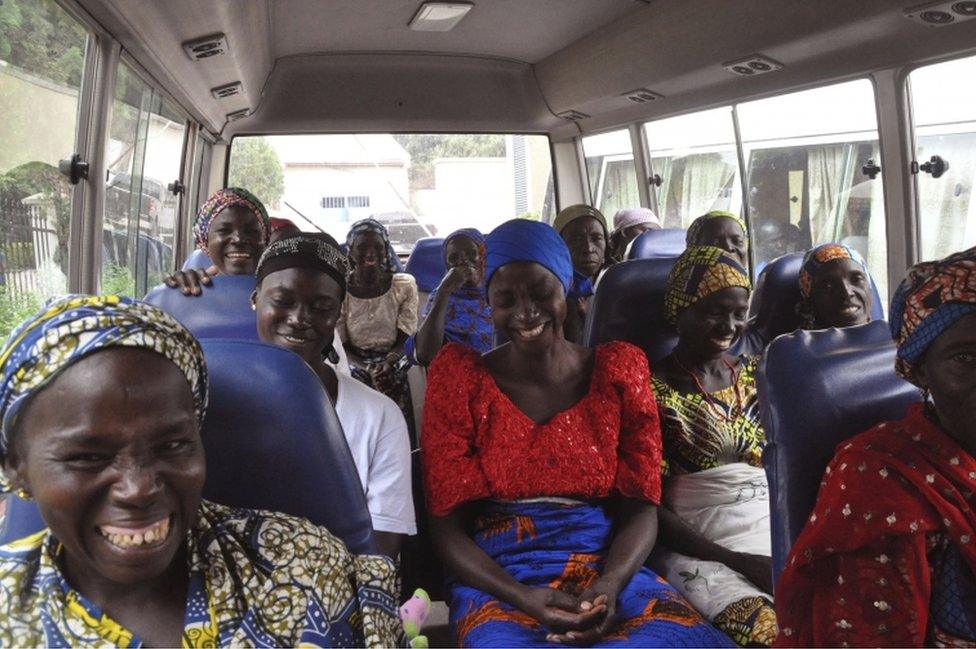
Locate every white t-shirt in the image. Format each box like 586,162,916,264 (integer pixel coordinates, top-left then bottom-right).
334,371,417,535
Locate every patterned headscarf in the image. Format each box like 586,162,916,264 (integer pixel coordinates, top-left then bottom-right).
0,295,208,461
889,246,976,381
612,207,660,234
685,210,747,245
255,235,351,297
798,243,868,299
665,245,751,325
193,188,271,251
485,219,573,293
552,204,609,237
346,218,400,273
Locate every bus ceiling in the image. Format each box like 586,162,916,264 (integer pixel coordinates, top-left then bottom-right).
70,0,976,139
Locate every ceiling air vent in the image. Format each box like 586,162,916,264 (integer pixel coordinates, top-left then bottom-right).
723,55,782,77
182,34,229,61
623,88,664,104
211,82,243,100
557,109,590,121
226,109,250,122
904,0,976,26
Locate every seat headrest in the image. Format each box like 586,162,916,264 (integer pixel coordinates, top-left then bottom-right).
182,249,214,270
584,258,679,364
200,339,375,554
627,228,687,260
748,251,885,346
758,320,920,582
143,275,259,341
405,237,447,293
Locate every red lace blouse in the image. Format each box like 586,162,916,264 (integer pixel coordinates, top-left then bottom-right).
421,341,663,517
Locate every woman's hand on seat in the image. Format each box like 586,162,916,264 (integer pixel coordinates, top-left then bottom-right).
163,265,219,296
547,580,617,644
727,552,774,595
517,587,605,636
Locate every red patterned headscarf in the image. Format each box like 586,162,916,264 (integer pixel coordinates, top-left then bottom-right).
193,188,271,251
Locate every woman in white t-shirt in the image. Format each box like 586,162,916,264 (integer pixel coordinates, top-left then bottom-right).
251,234,417,558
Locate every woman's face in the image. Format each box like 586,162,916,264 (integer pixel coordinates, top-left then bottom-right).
206,205,265,275
676,287,750,358
444,236,483,286
350,231,387,272
3,348,204,586
810,258,872,328
696,217,748,268
254,267,344,366
914,313,976,453
488,262,566,353
561,217,606,279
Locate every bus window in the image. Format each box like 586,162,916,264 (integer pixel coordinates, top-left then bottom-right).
643,106,741,228
909,54,976,262
184,132,213,251
0,0,90,340
103,61,186,297
228,133,553,254
581,129,639,216
737,80,888,297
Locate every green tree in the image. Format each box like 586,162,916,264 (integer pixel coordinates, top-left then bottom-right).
0,0,88,87
228,137,285,209
393,134,506,189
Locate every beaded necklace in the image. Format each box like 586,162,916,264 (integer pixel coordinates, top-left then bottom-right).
672,355,744,422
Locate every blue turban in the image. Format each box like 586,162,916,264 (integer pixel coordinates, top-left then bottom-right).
485,219,573,293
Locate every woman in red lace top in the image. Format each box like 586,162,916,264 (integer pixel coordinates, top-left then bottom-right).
422,219,732,648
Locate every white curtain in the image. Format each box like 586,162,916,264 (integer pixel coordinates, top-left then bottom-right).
916,132,976,261
657,153,736,228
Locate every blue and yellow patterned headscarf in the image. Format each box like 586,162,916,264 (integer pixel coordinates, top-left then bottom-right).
686,210,747,245
665,245,751,325
193,188,271,251
0,295,208,461
890,245,976,382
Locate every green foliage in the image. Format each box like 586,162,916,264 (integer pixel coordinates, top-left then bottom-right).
100,263,135,297
393,134,506,189
0,161,71,275
0,0,88,87
228,138,285,209
0,286,42,342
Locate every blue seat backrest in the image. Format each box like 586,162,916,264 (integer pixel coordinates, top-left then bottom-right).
182,249,213,270
144,275,259,341
746,251,885,352
584,258,679,364
627,228,687,260
200,339,375,554
405,237,447,293
0,492,46,544
758,320,920,582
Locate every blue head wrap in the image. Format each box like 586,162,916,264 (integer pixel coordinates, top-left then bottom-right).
0,295,208,463
485,219,573,294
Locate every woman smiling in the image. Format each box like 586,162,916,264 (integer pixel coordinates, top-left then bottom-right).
421,219,730,647
0,295,401,647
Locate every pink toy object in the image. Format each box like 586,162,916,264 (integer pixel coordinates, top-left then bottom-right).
399,587,430,647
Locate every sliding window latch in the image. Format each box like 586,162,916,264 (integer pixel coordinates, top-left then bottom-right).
918,155,949,179
861,159,881,180
58,154,89,185
648,173,663,187
168,180,186,196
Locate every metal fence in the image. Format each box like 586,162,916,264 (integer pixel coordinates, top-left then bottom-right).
0,196,56,298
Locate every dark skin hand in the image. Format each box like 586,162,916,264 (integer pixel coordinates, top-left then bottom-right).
652,287,774,594
413,235,483,365
164,205,265,295
253,267,404,559
3,349,206,647
429,261,660,641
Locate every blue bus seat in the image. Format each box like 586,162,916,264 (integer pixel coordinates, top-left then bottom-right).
199,339,375,554
758,320,920,583
181,249,213,270
405,237,447,293
627,228,687,260
584,257,679,364
0,492,46,545
144,275,259,341
744,251,885,355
